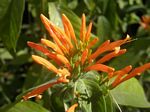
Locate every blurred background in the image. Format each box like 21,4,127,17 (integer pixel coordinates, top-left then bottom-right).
0,0,150,112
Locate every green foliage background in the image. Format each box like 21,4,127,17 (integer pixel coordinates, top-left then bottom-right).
0,0,150,112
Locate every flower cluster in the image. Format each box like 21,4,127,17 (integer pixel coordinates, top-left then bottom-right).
23,13,150,111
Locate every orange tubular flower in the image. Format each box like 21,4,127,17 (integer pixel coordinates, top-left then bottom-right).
87,37,99,49
81,49,88,65
24,13,150,108
62,14,78,47
41,38,64,55
96,49,126,64
56,54,72,71
89,40,110,61
111,65,132,87
40,14,69,54
23,81,60,101
122,63,150,82
49,22,73,51
27,42,62,65
80,14,86,41
66,103,78,112
105,35,131,52
32,55,59,74
84,64,115,73
85,22,92,42
111,65,132,78
111,63,150,88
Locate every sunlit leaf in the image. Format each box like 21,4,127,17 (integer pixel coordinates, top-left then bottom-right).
48,2,63,28
111,78,150,107
0,48,13,60
6,101,49,112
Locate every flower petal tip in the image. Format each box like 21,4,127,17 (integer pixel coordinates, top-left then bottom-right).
66,103,78,112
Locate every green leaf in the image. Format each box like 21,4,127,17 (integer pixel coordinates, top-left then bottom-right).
0,0,25,51
75,71,113,112
75,72,101,112
124,5,146,13
68,0,78,10
28,0,48,19
97,16,111,43
111,78,150,108
0,48,13,60
22,64,43,90
91,94,114,112
83,0,95,11
50,91,65,112
97,0,109,13
6,101,49,112
76,79,92,112
48,2,63,28
104,0,118,28
105,94,114,112
0,0,10,20
76,71,102,98
97,0,119,36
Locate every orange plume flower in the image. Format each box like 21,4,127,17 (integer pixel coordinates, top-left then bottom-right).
24,13,150,106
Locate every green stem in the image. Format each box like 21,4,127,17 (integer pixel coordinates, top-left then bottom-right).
102,96,107,112
100,77,109,85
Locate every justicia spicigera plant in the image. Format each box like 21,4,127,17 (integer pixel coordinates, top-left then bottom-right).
22,14,150,112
